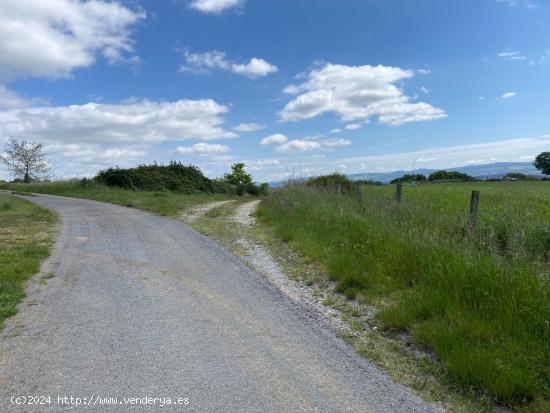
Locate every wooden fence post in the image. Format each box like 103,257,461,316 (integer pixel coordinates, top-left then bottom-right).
395,184,402,204
469,190,480,231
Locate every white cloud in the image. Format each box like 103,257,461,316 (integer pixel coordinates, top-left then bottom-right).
176,143,230,155
280,63,446,126
0,85,48,110
231,58,278,78
233,122,266,132
274,139,321,154
417,69,432,75
0,97,240,179
329,128,343,134
322,138,351,147
498,51,526,61
180,50,277,78
501,92,517,99
0,0,145,80
273,137,351,154
43,143,147,162
415,157,439,163
189,0,244,14
210,155,236,162
260,134,288,145
495,0,537,8
245,159,281,171
0,99,237,145
345,123,362,130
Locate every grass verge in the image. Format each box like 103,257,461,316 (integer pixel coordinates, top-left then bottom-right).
257,181,550,411
0,194,57,326
0,181,236,216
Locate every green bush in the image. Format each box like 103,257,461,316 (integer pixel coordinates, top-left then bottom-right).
94,161,220,194
306,173,355,193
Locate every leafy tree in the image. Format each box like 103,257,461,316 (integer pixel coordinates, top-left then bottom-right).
428,170,475,182
534,152,550,175
0,138,51,183
223,163,253,186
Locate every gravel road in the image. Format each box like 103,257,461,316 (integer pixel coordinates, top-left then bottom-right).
0,194,441,412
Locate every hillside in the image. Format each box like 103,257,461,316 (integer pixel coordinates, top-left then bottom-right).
347,162,542,183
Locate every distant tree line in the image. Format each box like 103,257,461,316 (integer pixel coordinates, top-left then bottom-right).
390,170,476,184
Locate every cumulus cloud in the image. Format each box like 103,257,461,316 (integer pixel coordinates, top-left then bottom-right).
273,138,351,154
0,98,239,178
231,58,278,78
189,0,244,14
176,143,230,155
501,92,517,99
180,50,277,78
0,99,237,144
345,123,362,130
0,0,145,80
0,93,263,180
280,63,446,126
233,122,266,132
260,134,288,145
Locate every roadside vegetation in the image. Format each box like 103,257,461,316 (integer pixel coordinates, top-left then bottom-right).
0,194,57,326
0,180,236,216
0,159,268,216
258,176,550,410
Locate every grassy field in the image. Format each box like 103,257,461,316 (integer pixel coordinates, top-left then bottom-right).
258,181,550,410
0,194,58,326
0,181,236,216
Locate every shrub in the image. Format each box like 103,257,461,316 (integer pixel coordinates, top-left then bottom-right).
307,173,354,193
245,183,260,197
236,184,246,196
94,161,220,194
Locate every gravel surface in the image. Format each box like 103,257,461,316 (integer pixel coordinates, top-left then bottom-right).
0,194,441,412
233,201,361,335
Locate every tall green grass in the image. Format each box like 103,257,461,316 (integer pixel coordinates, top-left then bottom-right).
258,181,550,408
0,181,235,216
0,195,57,324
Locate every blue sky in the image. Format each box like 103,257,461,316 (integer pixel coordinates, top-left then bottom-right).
0,0,549,181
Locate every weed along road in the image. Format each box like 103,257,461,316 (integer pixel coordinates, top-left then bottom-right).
0,194,440,412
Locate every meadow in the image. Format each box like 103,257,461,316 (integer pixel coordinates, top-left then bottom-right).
257,181,550,409
0,195,57,325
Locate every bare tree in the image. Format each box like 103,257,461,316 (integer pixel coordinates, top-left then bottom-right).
0,138,51,183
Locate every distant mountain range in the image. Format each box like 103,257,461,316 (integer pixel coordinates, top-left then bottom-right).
269,162,544,186
347,162,542,184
